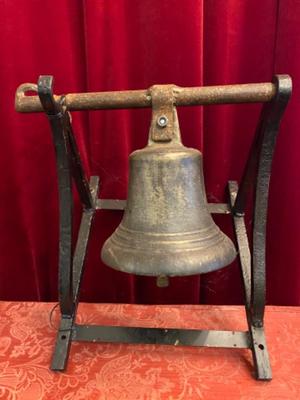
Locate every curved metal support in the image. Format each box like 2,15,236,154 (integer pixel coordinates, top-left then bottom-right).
232,75,292,326
252,75,292,326
38,76,73,316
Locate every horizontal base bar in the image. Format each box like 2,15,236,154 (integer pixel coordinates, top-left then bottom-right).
72,325,250,349
96,199,231,214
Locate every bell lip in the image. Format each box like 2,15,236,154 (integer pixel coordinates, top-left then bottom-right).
101,237,237,277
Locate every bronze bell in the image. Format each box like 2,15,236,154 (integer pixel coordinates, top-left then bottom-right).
101,85,236,278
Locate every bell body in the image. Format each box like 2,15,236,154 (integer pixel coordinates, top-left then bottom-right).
101,140,236,276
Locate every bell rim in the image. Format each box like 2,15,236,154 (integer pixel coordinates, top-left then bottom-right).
101,234,237,276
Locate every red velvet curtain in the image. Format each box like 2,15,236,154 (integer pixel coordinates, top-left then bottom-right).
0,0,299,305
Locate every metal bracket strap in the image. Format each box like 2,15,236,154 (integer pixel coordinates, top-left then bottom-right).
38,76,74,317
251,76,292,326
149,85,175,142
232,75,292,326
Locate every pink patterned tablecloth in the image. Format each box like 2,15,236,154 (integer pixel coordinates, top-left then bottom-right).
0,302,299,399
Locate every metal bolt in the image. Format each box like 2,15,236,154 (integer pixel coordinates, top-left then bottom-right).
157,115,168,128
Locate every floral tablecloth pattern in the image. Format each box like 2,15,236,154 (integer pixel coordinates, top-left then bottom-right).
0,302,299,399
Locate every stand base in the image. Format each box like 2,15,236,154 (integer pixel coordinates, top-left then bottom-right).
51,319,271,381
50,180,271,381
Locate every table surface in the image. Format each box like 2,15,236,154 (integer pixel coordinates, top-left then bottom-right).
0,302,299,399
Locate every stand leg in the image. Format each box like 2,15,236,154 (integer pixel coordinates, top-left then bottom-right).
232,76,292,327
51,176,99,371
38,76,74,316
252,76,291,326
51,317,73,371
229,181,271,380
37,76,100,371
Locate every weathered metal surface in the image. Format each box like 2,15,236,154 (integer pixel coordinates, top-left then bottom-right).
251,75,292,327
36,77,100,370
72,176,99,303
73,325,250,348
38,76,74,370
229,181,272,380
51,316,73,371
229,181,252,308
96,199,231,214
101,85,236,276
51,177,99,372
150,85,176,142
228,75,292,380
15,82,276,113
38,76,74,317
250,326,272,380
232,75,292,326
66,117,94,210
97,199,127,210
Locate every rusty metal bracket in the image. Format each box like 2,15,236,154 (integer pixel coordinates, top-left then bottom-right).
149,85,176,142
16,75,292,381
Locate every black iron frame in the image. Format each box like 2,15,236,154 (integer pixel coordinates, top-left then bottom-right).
34,75,291,380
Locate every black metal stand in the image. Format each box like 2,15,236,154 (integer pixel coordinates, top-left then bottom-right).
36,75,291,380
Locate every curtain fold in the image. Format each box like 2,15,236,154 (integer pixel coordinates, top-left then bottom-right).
0,0,299,305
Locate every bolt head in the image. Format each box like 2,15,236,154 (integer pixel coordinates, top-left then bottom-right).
157,115,168,128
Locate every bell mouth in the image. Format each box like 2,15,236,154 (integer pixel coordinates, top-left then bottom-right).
101,225,236,276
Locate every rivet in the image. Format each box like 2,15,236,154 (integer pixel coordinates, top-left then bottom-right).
157,115,168,128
